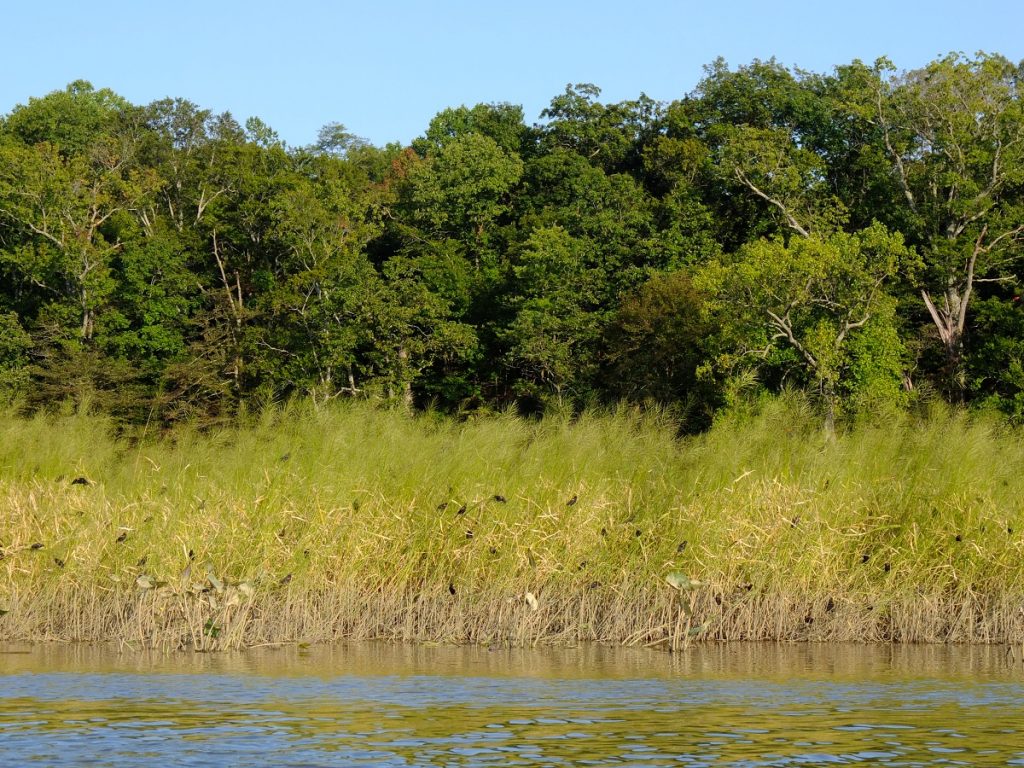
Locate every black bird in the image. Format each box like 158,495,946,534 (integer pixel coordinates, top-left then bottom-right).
116,532,128,544
71,477,92,486
436,501,449,511
279,573,293,586
30,542,44,550
566,495,578,507
677,540,688,553
448,582,456,595
54,557,65,568
493,495,507,503
457,504,467,515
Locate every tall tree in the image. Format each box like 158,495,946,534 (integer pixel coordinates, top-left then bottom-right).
699,224,913,428
0,132,161,341
866,54,1024,392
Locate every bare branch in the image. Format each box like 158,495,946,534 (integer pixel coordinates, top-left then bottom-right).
766,309,818,369
921,289,952,347
835,313,871,347
733,168,810,238
876,86,918,213
958,224,987,336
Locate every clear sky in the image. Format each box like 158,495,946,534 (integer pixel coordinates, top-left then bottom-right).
3,0,1022,148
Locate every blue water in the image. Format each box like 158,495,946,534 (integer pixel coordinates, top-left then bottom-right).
1,643,1022,766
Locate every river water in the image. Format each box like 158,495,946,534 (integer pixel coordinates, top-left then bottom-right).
1,642,1022,766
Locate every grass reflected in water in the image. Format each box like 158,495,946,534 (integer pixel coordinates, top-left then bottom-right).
1,643,1023,766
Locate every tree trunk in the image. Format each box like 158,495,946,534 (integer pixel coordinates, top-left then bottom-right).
397,345,413,410
822,382,837,439
921,285,967,402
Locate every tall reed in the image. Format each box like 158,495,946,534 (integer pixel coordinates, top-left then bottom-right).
2,394,1022,649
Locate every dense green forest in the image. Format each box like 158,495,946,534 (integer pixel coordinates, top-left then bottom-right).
1,53,1022,429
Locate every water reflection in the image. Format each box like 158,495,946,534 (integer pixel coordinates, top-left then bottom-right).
2,642,1023,766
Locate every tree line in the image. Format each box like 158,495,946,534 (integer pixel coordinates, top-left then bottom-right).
1,53,1022,429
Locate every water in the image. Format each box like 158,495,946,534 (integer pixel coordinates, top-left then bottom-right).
2,642,1023,766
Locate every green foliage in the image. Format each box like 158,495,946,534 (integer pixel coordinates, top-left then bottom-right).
414,102,527,156
406,132,523,242
965,295,1024,420
864,54,1024,389
699,224,913,419
0,312,31,402
603,271,718,426
3,80,128,156
0,54,1022,427
540,84,662,174
500,227,601,405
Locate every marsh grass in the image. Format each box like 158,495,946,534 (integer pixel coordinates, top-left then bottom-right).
2,394,1023,650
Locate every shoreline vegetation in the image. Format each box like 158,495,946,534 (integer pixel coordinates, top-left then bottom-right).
3,57,1024,652
3,396,1023,651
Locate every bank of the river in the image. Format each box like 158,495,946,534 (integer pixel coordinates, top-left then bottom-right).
2,397,1023,650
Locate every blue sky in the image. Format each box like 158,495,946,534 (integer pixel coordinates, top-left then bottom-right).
3,1,1022,148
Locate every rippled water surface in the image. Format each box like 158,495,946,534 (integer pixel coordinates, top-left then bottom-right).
2,642,1023,766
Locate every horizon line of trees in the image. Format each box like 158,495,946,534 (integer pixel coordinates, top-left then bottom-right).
1,52,1023,430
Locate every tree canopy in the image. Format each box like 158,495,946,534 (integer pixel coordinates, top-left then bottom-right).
2,55,1022,428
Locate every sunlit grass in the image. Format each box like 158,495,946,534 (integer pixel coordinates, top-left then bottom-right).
1,394,1023,649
